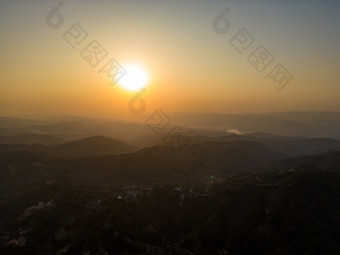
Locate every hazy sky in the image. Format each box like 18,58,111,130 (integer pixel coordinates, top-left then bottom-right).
1,0,339,120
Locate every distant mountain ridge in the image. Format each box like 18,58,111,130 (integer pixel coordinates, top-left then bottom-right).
170,111,340,139
53,136,135,158
2,112,340,144
0,133,64,145
0,136,135,159
191,134,340,157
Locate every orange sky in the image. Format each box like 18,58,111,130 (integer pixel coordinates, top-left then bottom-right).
1,0,339,121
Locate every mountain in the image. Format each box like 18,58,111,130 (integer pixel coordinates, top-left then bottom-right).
191,134,340,157
268,150,340,172
1,114,340,254
1,169,339,255
3,112,340,148
0,134,64,145
170,111,340,139
196,140,283,174
0,136,135,160
260,137,340,157
0,116,150,146
0,139,282,189
52,136,135,158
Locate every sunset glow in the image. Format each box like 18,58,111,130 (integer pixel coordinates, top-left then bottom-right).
1,1,340,254
118,64,149,91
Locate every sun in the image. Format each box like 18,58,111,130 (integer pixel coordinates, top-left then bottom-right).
118,64,149,91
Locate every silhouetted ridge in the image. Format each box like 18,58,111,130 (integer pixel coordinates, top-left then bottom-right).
53,136,134,157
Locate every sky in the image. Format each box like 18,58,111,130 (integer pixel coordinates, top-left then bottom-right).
0,0,339,121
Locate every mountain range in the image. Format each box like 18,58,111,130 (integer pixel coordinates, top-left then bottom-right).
1,113,340,254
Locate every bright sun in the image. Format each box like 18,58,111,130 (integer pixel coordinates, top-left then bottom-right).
118,64,149,91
